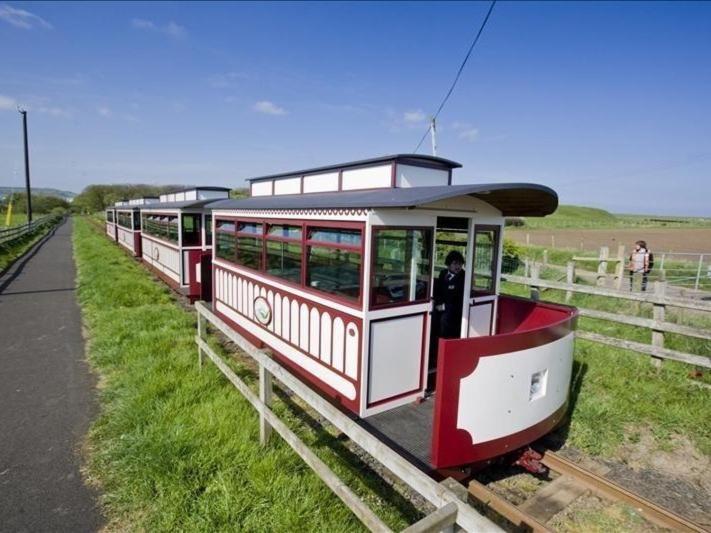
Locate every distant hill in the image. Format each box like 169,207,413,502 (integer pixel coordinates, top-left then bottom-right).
508,205,711,229
0,186,76,201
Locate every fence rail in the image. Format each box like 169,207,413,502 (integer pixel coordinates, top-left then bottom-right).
195,301,500,532
0,215,57,247
503,273,711,369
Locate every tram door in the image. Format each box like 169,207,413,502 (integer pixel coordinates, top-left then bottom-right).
428,217,469,389
467,225,501,337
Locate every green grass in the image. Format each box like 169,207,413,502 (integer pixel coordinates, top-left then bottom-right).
0,215,62,271
502,280,711,456
73,217,420,532
514,204,711,230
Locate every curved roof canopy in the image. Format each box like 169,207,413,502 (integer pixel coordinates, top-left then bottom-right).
208,183,558,217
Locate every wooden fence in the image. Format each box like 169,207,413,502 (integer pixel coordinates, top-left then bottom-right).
195,301,500,533
504,273,711,369
0,215,58,248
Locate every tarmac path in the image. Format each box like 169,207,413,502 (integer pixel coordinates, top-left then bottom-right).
0,218,102,532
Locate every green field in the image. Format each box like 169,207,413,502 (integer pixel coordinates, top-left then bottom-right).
514,205,711,230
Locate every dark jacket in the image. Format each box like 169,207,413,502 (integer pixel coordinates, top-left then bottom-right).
433,268,465,338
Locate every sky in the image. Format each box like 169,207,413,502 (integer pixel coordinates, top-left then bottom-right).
0,1,709,215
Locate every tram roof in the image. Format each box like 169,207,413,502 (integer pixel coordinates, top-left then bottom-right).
139,199,219,210
208,183,558,217
246,154,462,183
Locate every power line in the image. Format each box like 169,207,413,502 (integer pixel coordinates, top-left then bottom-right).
413,0,497,154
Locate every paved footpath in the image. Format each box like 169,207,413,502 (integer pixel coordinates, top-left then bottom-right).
0,219,103,532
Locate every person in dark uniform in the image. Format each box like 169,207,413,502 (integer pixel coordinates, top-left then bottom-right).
427,250,466,392
434,250,466,339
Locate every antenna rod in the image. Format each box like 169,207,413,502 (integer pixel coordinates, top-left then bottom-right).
19,108,32,224
430,117,437,156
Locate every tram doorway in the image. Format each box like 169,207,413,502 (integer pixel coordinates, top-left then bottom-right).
428,217,470,390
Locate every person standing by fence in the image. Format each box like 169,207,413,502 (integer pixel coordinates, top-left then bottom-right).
629,240,650,291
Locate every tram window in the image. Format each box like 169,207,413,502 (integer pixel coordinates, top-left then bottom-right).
266,241,302,282
472,227,499,295
370,228,432,308
117,212,132,229
167,216,179,243
266,224,302,283
204,215,212,246
106,211,114,223
133,211,141,230
181,214,201,246
234,222,263,270
308,228,361,246
307,246,361,301
215,220,236,261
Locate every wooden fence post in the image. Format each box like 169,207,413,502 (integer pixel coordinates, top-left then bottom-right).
565,261,575,303
551,235,555,249
526,233,530,246
524,258,530,278
615,245,626,290
651,281,666,368
597,246,609,286
542,249,548,266
259,365,273,445
197,309,206,369
530,263,540,301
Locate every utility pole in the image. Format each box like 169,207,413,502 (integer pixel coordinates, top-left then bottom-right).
18,107,32,223
429,117,437,157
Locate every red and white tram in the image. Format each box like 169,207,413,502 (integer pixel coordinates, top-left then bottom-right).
140,187,230,301
105,206,118,242
208,154,578,472
114,197,159,257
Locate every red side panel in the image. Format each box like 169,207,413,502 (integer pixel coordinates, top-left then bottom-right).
187,250,206,300
430,297,577,468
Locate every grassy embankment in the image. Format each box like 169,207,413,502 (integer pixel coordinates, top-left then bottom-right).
516,205,711,230
0,215,63,272
73,217,420,531
502,278,711,457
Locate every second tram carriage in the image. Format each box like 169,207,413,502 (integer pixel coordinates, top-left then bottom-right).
114,197,159,257
207,154,578,471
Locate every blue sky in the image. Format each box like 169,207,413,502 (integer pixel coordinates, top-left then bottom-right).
0,1,709,215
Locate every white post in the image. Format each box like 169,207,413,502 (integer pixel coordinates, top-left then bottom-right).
615,244,626,290
197,309,206,368
565,261,575,303
430,117,437,157
259,365,273,445
460,219,475,338
542,249,548,266
530,263,540,301
526,233,530,246
695,254,703,291
597,246,609,286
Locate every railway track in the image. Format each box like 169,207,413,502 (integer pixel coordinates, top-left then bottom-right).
467,449,707,532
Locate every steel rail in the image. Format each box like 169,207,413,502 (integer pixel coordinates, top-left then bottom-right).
540,450,706,532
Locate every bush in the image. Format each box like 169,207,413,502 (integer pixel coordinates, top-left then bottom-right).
502,238,522,273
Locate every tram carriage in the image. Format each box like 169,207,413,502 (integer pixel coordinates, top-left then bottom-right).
105,206,118,242
208,154,578,471
140,187,230,301
114,197,159,257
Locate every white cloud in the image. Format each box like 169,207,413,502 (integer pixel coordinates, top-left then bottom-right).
208,71,248,89
0,94,17,110
403,109,426,124
0,4,52,29
253,100,287,116
97,106,112,118
131,18,186,39
452,121,479,142
39,106,72,118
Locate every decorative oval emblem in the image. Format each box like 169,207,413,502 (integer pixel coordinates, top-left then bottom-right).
153,246,159,261
253,296,272,326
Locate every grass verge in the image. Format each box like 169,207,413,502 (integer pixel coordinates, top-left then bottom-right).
73,216,420,531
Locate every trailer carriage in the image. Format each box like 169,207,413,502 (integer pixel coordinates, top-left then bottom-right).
209,154,578,471
114,197,159,257
105,206,118,242
140,187,230,301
